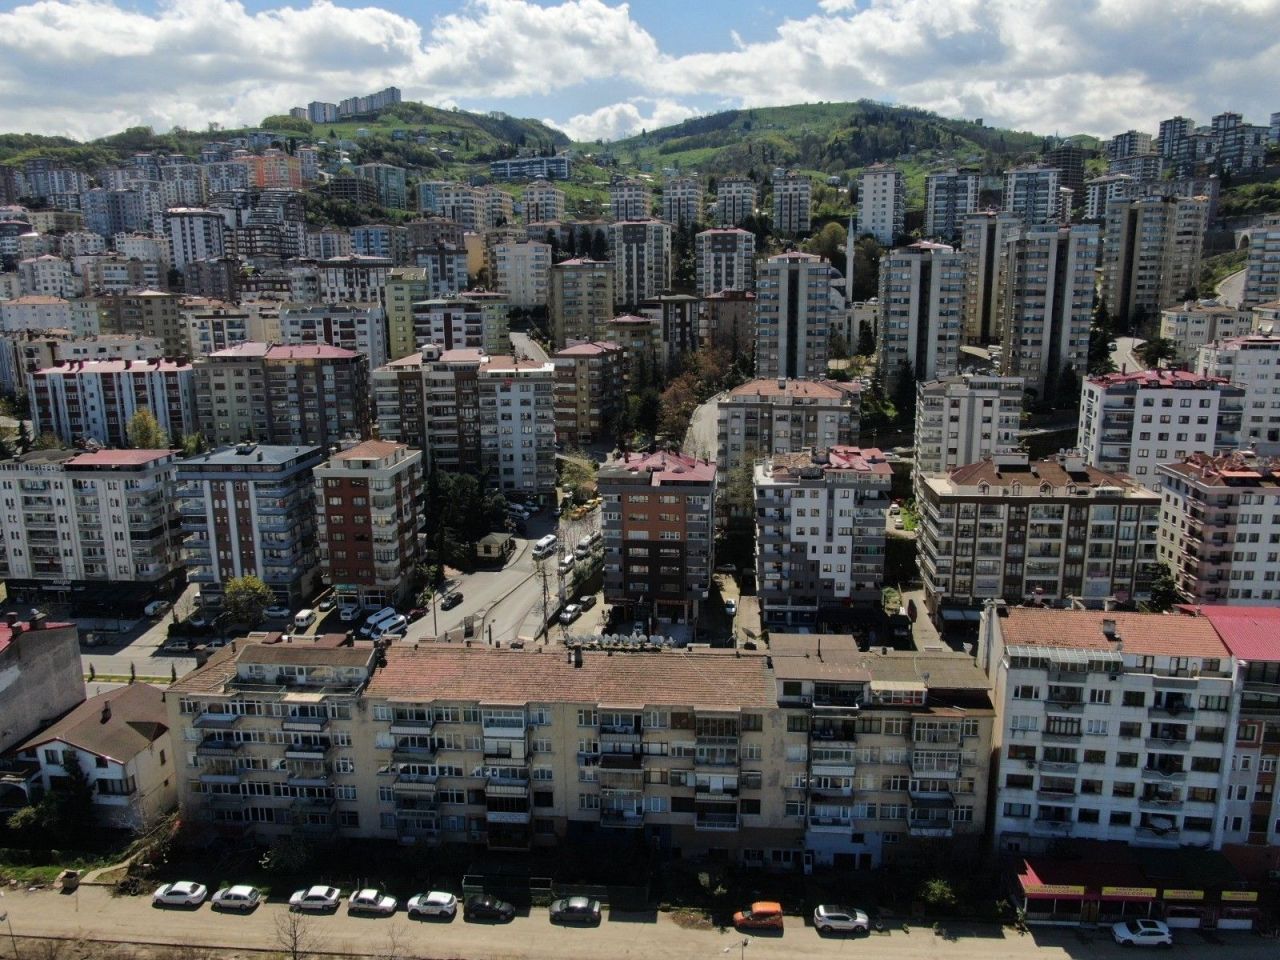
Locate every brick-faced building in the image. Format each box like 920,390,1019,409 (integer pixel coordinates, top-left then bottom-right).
552,341,624,447
314,440,423,609
600,451,716,627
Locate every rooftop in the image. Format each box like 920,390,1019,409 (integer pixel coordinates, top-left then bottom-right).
266,344,360,361
769,634,994,695
1086,369,1231,389
943,455,1147,493
1179,606,1280,663
17,683,168,763
0,619,75,658
600,450,716,485
1159,452,1280,486
726,378,858,401
999,608,1228,658
766,446,892,479
325,439,410,464
35,358,192,374
66,450,174,468
179,443,322,468
554,341,621,358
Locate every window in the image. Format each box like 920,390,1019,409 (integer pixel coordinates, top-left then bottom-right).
1122,691,1145,707
1109,811,1132,826
1077,809,1100,824
1014,685,1040,700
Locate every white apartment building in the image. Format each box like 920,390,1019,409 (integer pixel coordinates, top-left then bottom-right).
1196,335,1280,452
1100,195,1208,324
960,211,1023,345
430,182,484,232
772,174,812,237
490,240,551,309
662,177,704,228
1242,215,1280,308
715,178,756,228
307,228,353,261
1162,300,1257,365
316,256,392,305
754,446,891,627
694,228,755,298
916,453,1161,616
280,303,389,370
1077,371,1245,488
0,296,99,337
412,294,510,355
608,220,672,307
998,224,1099,398
609,179,652,221
980,606,1236,854
549,258,614,347
924,170,978,241
164,208,225,271
913,375,1024,486
182,299,251,355
479,355,556,496
59,232,107,259
716,378,861,475
28,358,197,447
18,255,79,299
1083,174,1136,221
1157,452,1280,605
0,448,184,601
755,252,835,381
1003,167,1063,225
877,241,964,394
522,179,565,224
857,166,904,245
114,233,171,268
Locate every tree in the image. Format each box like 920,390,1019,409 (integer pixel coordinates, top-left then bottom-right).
273,908,316,960
223,575,274,626
180,433,208,457
919,876,958,912
16,420,32,453
856,321,876,357
802,221,846,268
1056,365,1081,411
126,408,168,449
1143,564,1181,613
890,359,916,427
1137,337,1180,370
32,431,64,450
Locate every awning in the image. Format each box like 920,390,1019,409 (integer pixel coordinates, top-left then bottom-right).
1101,886,1157,902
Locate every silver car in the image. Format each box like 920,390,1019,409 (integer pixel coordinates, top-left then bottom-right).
290,885,341,912
407,891,458,919
210,885,261,912
813,904,869,934
152,881,207,908
348,888,398,916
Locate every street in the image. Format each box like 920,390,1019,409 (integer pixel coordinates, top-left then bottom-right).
1216,268,1246,308
1111,336,1147,374
510,332,549,364
682,392,721,463
2,883,1273,960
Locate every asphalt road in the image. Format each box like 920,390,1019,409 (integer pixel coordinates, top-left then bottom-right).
1111,336,1147,374
510,332,549,364
682,392,721,463
3,884,1269,960
1216,268,1246,308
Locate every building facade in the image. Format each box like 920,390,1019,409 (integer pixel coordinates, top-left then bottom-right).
1100,196,1208,325
716,378,861,476
608,220,672,307
1161,300,1257,366
924,170,978,241
1196,335,1280,453
913,375,1024,484
715,178,756,228
772,174,812,237
28,358,196,447
755,253,834,381
552,341,624,447
549,258,615,347
877,241,965,394
694,229,755,298
857,166,904,245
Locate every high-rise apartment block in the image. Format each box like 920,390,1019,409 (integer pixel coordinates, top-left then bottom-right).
877,241,964,393
917,452,1160,616
694,228,755,298
913,375,1024,484
608,220,671,307
165,208,225,271
960,211,1023,345
755,253,834,381
522,179,566,223
772,174,812,237
716,378,861,475
29,358,196,447
490,240,551,309
97,291,186,357
411,295,509,355
1083,174,1136,221
1003,167,1063,225
715,178,756,228
1196,335,1280,452
177,443,323,607
1077,371,1244,486
1100,196,1207,323
353,163,408,209
857,165,904,245
754,446,890,627
608,179,652,221
662,178,703,228
1242,216,1280,308
1161,300,1257,365
552,341,624,447
549,258,615,347
924,170,978,240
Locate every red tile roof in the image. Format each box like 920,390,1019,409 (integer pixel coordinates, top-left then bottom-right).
1180,606,1280,663
603,450,716,484
327,440,407,462
66,450,174,467
266,344,359,360
1000,608,1228,658
1086,370,1227,388
554,341,621,357
727,378,857,400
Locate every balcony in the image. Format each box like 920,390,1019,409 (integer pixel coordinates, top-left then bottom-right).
282,714,328,733
392,743,438,764
1144,737,1191,752
388,716,435,735
193,712,241,730
600,809,645,829
908,823,954,838
807,815,852,833
284,742,331,761
391,775,438,796
1142,766,1187,783
195,738,243,758
694,812,740,831
485,808,532,825
484,779,530,798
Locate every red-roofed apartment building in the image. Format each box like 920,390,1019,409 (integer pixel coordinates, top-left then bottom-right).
552,341,623,446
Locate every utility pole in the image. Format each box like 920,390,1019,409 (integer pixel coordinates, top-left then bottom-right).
537,558,551,643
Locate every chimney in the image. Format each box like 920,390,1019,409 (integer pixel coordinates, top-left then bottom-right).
1101,619,1117,640
101,701,112,724
29,611,46,630
4,612,18,628
573,647,583,669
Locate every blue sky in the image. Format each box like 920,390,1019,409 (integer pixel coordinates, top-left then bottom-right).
0,0,1277,141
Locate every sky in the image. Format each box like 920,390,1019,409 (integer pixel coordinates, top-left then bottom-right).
0,0,1277,143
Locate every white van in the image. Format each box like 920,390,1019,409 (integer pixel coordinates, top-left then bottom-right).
558,554,576,575
532,534,558,559
293,609,316,630
359,606,398,636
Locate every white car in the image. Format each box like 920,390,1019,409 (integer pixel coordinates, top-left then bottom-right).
210,885,261,912
263,604,292,620
152,881,207,907
348,888,398,915
144,600,171,617
1112,919,1173,947
559,603,582,625
371,614,408,639
407,891,458,919
813,904,869,934
290,885,342,912
339,604,361,622
724,599,737,616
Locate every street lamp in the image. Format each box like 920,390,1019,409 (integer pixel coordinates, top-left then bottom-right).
722,938,748,960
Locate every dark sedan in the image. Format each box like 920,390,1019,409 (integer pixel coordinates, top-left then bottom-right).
549,896,601,925
463,894,516,922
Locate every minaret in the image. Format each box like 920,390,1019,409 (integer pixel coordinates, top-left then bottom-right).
845,215,856,306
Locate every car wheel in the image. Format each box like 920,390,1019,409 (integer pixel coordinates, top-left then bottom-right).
817,924,830,934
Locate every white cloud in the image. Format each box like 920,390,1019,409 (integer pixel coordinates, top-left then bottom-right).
550,99,702,142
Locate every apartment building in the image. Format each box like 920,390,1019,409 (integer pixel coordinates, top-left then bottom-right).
980,607,1235,854
353,163,408,209
0,615,82,755
1003,167,1064,225
604,315,660,387
411,295,509,355
382,267,433,362
694,229,755,298
0,448,184,604
177,443,323,607
1242,216,1280,309
856,166,903,245
715,178,756,228
29,358,196,447
412,245,470,301
1196,335,1280,452
637,294,702,372
924,170,978,241
0,296,100,337
489,155,571,181
552,341,624,447
916,452,1161,616
998,223,1099,398
770,637,995,868
878,240,966,393
1083,174,1136,221
1100,196,1207,324
522,180,566,224
704,290,756,353
18,255,78,299
772,174,812,237
372,353,426,451
88,256,166,296
1044,143,1086,206
1156,452,1280,605
1162,300,1257,365
490,240,551,309
609,179,652,222
280,304,388,370
351,224,410,265
754,446,891,627
662,178,704,228
913,375,1024,486
307,228,353,261
97,291,185,356
608,220,672,307
1077,371,1245,487
165,208,226,272
600,450,715,626
549,258,615,347
316,256,392,305
182,299,252,355
314,440,423,609
755,252,834,380
959,211,1022,346
716,378,860,475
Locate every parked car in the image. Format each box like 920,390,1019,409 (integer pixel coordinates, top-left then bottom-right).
339,604,362,622
578,595,597,611
559,603,582,625
407,891,458,920
290,886,342,912
549,896,601,925
440,592,463,610
724,599,737,616
152,881,207,908
293,609,316,630
263,604,291,620
813,904,869,934
348,889,398,915
407,607,428,623
317,597,335,612
144,600,171,617
733,901,784,930
1112,919,1173,947
371,614,408,639
210,885,261,912
463,894,516,922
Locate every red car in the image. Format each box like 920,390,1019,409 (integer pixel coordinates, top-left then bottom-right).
733,901,784,930
407,608,427,623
